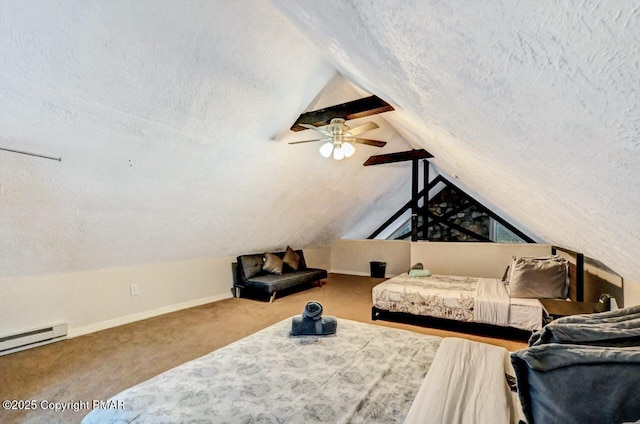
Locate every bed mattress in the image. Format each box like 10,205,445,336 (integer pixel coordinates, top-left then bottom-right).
82,318,442,423
404,337,523,424
372,273,544,331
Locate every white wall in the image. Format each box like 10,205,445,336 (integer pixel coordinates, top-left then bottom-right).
330,239,552,278
303,247,332,271
625,280,640,307
411,242,552,278
330,239,411,277
0,257,235,338
0,247,332,340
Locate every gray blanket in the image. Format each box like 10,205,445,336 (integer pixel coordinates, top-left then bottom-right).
530,305,640,347
511,343,640,424
554,303,640,324
513,305,640,424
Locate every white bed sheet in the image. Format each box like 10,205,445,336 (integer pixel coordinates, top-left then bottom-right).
373,273,545,331
403,337,522,424
508,296,546,332
475,277,511,326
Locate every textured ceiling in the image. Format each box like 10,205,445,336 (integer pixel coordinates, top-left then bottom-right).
1,1,639,284
0,0,412,278
273,0,640,283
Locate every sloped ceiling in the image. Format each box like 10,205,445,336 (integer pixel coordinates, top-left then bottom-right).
1,1,638,285
0,0,413,278
273,0,640,283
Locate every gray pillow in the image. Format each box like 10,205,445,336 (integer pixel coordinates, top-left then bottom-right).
502,255,520,283
262,252,283,275
508,256,568,299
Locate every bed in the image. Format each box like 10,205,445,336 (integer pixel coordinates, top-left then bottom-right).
81,317,520,424
372,273,545,331
372,247,585,333
82,307,640,424
82,318,443,423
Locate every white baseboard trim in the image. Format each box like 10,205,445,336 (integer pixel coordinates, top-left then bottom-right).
68,292,233,338
330,269,373,277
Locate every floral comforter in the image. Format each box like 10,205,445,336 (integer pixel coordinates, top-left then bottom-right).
82,318,441,424
372,273,480,322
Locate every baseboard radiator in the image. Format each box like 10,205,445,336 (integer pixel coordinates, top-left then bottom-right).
0,323,68,356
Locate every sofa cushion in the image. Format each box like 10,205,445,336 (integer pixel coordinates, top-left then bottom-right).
262,252,283,274
283,246,301,271
237,250,308,281
237,254,265,280
245,268,328,294
292,249,307,270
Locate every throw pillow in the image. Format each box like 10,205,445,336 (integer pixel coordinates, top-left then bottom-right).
503,255,520,283
508,256,568,299
262,252,283,275
282,246,300,271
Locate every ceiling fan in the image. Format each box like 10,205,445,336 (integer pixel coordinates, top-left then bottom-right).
288,118,386,160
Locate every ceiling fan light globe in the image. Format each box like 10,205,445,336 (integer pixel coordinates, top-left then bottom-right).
333,147,345,160
319,142,333,158
342,142,355,157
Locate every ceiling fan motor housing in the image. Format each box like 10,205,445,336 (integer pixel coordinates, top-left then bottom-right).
329,118,348,136
288,116,386,159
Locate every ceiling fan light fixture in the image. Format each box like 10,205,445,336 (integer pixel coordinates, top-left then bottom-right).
292,117,385,161
319,141,334,158
342,141,355,158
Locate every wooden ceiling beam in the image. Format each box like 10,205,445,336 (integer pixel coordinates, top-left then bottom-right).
290,95,394,132
363,149,433,166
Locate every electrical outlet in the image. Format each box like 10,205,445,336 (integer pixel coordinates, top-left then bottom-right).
130,283,139,296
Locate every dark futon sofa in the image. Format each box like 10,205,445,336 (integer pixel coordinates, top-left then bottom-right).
235,248,327,302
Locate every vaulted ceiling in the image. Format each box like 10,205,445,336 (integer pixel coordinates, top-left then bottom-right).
1,1,638,284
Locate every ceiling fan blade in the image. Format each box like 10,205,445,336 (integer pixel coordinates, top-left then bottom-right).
288,138,328,145
299,124,331,136
290,95,394,131
354,138,387,148
346,121,379,136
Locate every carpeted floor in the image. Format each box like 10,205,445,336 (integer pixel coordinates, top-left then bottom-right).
0,273,527,424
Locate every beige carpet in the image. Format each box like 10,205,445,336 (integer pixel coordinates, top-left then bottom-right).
0,273,526,423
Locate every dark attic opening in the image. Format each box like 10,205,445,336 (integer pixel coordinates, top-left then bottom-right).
366,150,534,243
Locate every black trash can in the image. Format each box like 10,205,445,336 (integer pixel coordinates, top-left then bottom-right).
370,261,387,278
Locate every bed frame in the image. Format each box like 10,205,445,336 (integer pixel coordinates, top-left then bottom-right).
552,245,585,302
371,246,586,339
